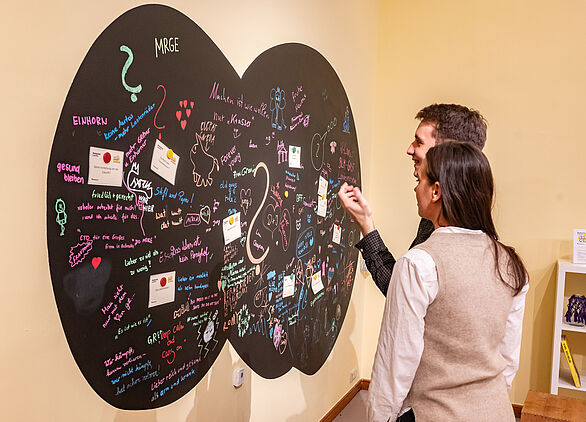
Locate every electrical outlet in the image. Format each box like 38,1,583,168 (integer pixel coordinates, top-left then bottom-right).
349,367,357,383
233,368,245,388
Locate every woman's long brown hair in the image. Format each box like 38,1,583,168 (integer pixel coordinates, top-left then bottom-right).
425,141,527,295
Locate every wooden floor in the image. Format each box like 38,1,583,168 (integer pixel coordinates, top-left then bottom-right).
322,379,522,422
332,389,368,421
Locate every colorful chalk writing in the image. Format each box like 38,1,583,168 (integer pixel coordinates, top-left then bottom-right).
47,4,360,411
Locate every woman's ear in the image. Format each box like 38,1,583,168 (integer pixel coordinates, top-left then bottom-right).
431,181,442,203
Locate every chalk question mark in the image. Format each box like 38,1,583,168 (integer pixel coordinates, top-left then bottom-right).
246,162,270,265
120,45,142,102
311,132,325,170
154,84,166,129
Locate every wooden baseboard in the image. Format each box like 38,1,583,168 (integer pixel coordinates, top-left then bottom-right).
320,378,522,421
512,403,522,418
320,378,370,422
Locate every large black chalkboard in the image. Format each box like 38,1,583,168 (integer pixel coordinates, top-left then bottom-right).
47,4,360,409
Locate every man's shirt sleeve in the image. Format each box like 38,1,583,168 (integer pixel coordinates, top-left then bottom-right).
355,219,434,296
355,230,396,296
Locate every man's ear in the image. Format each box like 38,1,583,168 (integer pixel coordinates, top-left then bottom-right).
431,181,442,203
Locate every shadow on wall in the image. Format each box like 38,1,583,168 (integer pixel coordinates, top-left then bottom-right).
286,298,359,422
187,342,252,422
113,406,158,421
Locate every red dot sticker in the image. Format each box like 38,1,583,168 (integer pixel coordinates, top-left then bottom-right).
103,152,111,163
160,277,167,287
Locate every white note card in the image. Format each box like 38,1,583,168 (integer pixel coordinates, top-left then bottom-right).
317,195,327,217
148,271,176,308
283,274,295,298
333,224,341,245
311,272,324,294
151,139,179,185
316,176,328,217
318,176,328,196
88,146,124,187
223,212,242,245
289,145,301,168
573,229,586,264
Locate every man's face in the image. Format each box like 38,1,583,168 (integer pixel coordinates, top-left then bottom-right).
406,121,437,177
414,159,433,220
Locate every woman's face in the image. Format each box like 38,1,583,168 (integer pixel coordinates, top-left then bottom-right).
414,159,435,220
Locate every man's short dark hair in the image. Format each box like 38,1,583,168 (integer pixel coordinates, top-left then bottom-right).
416,104,487,149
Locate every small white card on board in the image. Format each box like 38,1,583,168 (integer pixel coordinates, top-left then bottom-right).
573,229,586,264
283,274,295,298
311,272,324,294
289,145,301,168
317,194,327,217
316,176,328,217
148,271,175,308
88,146,124,187
333,224,341,245
318,176,328,196
223,212,241,245
151,139,179,185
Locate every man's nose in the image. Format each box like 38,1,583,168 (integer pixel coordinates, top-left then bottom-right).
406,142,415,155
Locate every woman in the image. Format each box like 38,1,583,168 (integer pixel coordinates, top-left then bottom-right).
367,141,528,422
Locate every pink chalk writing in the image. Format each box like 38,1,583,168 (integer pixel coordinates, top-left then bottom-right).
68,240,93,267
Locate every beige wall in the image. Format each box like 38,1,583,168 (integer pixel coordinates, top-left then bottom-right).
0,1,376,421
371,0,586,404
2,0,586,420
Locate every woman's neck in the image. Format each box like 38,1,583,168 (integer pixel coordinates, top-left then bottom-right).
432,214,450,230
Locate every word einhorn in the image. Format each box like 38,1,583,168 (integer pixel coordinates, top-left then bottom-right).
73,115,108,126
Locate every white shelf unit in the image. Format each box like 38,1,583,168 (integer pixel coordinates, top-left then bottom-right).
550,259,586,394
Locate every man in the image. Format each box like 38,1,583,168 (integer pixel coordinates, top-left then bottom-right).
338,104,487,295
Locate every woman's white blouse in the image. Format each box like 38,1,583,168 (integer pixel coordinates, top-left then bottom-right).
367,227,529,422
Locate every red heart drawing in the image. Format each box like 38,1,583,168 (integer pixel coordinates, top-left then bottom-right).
91,257,101,269
190,101,194,109
183,100,188,108
181,120,187,130
176,110,182,120
186,109,191,118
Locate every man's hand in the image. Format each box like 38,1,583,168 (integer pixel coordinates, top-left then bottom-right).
337,182,375,236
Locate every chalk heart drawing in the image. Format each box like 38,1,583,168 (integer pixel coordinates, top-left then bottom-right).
177,99,194,130
199,205,211,224
46,4,360,411
92,257,101,269
262,203,279,235
176,109,187,130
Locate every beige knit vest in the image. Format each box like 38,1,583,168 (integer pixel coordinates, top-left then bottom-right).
403,231,515,422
